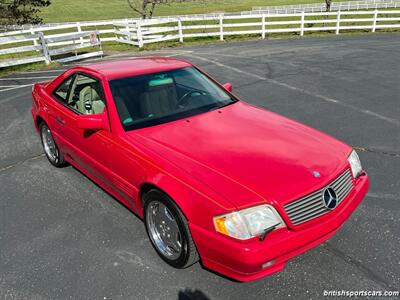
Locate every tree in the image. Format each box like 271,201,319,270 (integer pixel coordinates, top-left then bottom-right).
127,0,195,19
325,0,332,12
0,0,51,26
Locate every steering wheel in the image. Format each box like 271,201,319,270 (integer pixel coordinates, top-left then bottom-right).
176,90,207,107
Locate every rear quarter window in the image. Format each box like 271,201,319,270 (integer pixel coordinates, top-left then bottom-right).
53,76,74,103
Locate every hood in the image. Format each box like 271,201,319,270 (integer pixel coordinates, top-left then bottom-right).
129,101,351,209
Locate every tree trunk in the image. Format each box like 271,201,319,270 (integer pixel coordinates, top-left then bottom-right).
142,0,149,19
149,2,157,19
325,0,332,12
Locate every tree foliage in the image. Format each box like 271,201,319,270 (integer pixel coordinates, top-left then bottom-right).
0,0,51,26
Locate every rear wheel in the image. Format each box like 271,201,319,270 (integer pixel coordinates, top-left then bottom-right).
143,189,199,268
40,122,67,167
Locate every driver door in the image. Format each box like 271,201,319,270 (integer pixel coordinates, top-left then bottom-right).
52,72,115,188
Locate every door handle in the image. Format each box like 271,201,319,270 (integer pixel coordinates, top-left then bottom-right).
55,116,66,125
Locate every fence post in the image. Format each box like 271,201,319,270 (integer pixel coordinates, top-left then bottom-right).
38,32,51,64
300,11,305,36
77,22,84,44
125,18,129,33
219,14,224,41
137,20,144,48
336,10,341,34
372,10,378,32
30,26,39,49
178,18,183,43
262,14,266,39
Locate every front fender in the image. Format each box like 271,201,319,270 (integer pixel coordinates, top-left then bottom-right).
136,173,234,231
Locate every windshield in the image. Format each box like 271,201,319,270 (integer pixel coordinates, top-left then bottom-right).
109,67,236,130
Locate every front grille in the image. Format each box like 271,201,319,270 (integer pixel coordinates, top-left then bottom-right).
284,169,353,225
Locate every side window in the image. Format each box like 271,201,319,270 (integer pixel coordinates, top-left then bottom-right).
53,76,74,103
67,74,106,115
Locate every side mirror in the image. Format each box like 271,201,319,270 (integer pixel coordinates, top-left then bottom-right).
222,82,233,92
77,111,109,131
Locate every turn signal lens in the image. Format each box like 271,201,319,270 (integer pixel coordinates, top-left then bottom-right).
213,212,250,239
214,217,229,235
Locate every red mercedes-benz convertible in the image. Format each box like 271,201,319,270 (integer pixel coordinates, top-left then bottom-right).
31,57,369,281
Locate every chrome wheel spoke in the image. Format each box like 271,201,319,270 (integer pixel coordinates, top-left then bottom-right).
166,219,181,244
166,231,182,253
146,201,183,260
162,207,182,252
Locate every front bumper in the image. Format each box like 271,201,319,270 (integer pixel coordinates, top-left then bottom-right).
189,174,369,282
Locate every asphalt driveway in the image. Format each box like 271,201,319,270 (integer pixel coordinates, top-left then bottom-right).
0,33,399,299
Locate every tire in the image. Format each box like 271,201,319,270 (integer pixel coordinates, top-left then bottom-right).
39,122,67,168
143,189,199,268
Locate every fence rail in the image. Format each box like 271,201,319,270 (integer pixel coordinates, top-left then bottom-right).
0,31,103,68
1,9,400,69
252,0,400,14
115,9,400,46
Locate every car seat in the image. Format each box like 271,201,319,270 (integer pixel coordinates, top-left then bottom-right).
78,86,105,114
139,82,178,118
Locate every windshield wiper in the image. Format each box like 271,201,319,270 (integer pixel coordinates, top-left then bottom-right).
217,98,237,109
259,224,278,241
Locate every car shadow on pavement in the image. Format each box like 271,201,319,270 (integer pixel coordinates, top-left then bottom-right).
178,288,210,300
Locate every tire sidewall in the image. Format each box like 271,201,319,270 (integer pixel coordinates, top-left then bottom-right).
143,190,191,268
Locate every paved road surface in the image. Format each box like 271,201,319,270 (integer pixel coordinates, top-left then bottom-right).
1,34,399,299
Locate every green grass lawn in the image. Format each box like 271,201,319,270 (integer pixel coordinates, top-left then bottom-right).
40,0,331,23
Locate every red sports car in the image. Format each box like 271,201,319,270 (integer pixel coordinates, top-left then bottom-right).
31,57,369,281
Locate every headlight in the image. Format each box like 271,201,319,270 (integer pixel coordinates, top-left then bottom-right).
213,205,285,240
348,150,363,178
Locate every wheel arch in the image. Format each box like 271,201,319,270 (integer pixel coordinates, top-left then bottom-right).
139,182,159,208
136,172,229,233
139,182,191,222
35,115,45,129
33,110,50,132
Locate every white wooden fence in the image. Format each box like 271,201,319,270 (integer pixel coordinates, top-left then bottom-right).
0,33,47,68
1,9,399,69
0,31,103,68
252,0,400,14
115,9,400,46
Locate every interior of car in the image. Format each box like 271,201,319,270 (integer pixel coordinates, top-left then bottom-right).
53,68,232,129
110,69,225,128
69,75,105,115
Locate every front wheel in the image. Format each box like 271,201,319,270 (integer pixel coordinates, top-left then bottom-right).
40,122,67,168
143,189,199,268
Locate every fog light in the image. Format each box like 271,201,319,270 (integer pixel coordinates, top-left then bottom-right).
262,260,275,269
